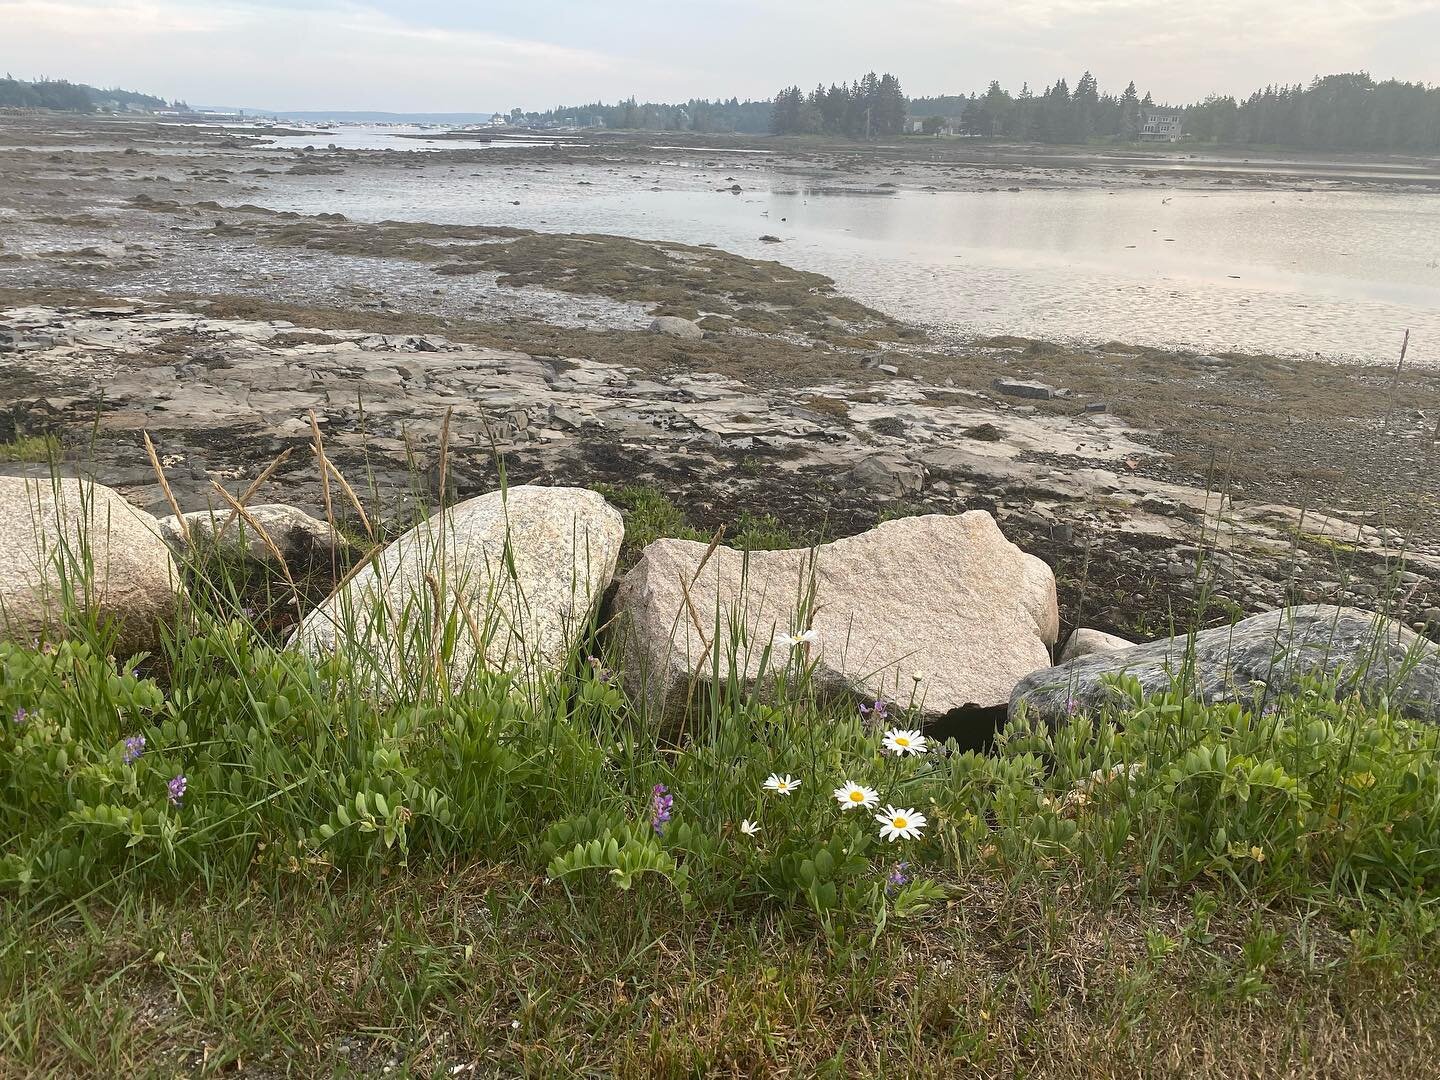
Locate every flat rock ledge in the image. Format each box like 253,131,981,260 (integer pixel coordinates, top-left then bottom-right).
612,511,1058,731
1011,605,1440,728
0,476,181,654
291,486,623,695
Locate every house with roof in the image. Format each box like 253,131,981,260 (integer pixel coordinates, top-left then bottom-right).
1138,110,1184,141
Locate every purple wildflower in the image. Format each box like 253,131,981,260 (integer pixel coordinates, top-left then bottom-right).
122,735,146,765
859,698,890,721
650,783,673,836
167,774,187,807
886,862,910,896
587,656,614,685
11,707,26,725
1065,697,1080,717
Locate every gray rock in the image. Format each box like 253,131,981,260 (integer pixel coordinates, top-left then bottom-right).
648,317,704,341
0,476,181,654
846,455,924,498
291,486,622,695
1059,627,1136,663
1011,605,1440,727
994,379,1056,400
613,511,1058,731
156,503,344,563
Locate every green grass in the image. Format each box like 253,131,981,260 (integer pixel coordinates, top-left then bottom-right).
0,434,59,463
5,481,1440,1075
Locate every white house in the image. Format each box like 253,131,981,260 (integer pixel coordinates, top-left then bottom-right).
1139,110,1183,141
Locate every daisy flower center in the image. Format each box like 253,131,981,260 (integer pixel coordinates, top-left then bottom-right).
893,816,908,829
849,790,865,802
895,736,911,746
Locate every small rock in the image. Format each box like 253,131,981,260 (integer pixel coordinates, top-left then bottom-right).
1059,627,1136,663
993,379,1055,400
648,317,704,341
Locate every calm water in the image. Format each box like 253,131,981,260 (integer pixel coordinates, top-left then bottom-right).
256,163,1440,363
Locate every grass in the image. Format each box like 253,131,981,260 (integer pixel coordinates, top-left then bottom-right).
4,463,1440,1075
0,434,59,463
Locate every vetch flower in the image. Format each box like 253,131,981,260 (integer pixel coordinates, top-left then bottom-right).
11,707,26,725
739,819,761,837
167,774,187,807
122,735,146,765
833,781,880,810
876,805,927,842
763,773,801,796
650,783,673,836
886,861,910,895
882,728,928,756
858,698,890,721
773,628,819,652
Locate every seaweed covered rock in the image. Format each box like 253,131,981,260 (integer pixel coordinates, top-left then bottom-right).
291,486,623,694
1010,605,1440,727
613,511,1058,731
0,476,181,653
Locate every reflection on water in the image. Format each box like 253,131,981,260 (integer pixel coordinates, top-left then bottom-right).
257,165,1440,363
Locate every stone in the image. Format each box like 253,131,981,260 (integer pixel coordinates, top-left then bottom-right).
1011,605,1440,728
846,454,925,498
156,503,344,563
613,511,1059,730
0,476,181,654
291,486,623,693
1059,627,1136,663
993,378,1056,400
648,316,704,341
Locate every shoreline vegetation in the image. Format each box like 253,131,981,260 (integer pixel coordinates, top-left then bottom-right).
3,450,1440,1075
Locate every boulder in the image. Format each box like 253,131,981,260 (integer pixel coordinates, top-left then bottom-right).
1059,627,1136,663
648,316,704,341
156,503,343,563
846,455,925,498
613,511,1058,730
0,476,181,654
1010,605,1440,728
291,486,623,694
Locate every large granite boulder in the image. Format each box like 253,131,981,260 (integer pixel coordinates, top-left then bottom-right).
1011,605,1440,727
157,503,344,563
291,486,623,694
0,476,181,654
612,511,1058,729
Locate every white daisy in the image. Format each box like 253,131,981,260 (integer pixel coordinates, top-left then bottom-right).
773,628,820,652
833,781,880,810
763,773,801,796
739,819,761,837
875,805,927,842
882,728,929,756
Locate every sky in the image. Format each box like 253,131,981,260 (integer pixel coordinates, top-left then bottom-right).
3,0,1438,112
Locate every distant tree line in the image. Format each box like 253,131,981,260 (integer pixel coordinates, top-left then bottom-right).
518,97,772,133
770,73,906,136
917,71,1440,151
1184,74,1440,152
0,76,175,112
529,70,1438,154
912,73,1153,142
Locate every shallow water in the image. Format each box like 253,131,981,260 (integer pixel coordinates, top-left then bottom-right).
255,163,1440,363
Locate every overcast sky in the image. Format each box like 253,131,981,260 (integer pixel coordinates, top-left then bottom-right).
4,0,1438,112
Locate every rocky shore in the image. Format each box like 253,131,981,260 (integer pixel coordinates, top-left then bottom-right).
3,114,1439,651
